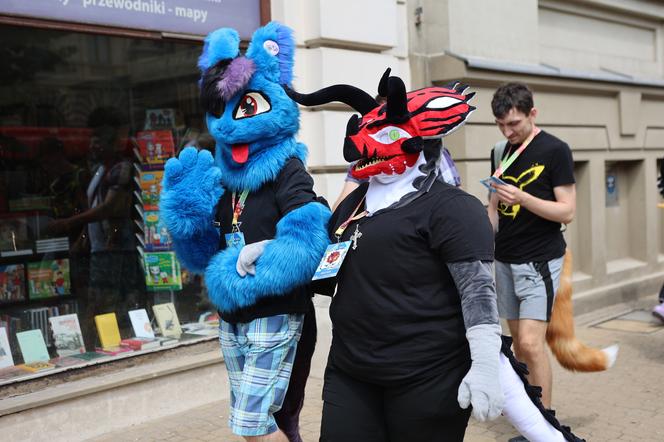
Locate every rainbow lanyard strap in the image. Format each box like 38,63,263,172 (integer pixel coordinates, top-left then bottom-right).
231,189,249,233
493,128,541,178
334,197,368,242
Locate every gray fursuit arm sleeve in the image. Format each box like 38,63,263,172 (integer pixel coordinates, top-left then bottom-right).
446,260,499,329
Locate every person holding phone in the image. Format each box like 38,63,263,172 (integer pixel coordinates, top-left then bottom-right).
487,83,576,416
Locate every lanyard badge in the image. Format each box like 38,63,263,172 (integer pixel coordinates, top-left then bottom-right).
225,189,249,248
312,198,367,281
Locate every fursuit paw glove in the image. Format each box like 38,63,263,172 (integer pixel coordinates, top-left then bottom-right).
160,146,222,239
236,240,272,277
458,323,504,422
160,147,223,273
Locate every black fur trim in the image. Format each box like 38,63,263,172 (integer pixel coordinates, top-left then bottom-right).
200,59,232,117
501,336,586,442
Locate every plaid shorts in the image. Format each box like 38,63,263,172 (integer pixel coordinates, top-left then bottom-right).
219,314,304,437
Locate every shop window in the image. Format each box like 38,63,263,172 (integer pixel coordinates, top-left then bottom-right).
604,160,647,273
0,25,217,384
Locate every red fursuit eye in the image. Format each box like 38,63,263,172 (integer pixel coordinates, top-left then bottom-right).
241,96,257,116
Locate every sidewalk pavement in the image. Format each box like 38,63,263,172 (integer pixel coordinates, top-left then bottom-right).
89,295,664,442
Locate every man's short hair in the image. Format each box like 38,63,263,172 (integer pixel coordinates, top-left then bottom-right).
491,82,534,118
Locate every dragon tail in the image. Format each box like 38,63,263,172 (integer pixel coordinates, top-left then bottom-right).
545,249,619,372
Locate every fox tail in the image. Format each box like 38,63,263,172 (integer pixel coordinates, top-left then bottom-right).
546,249,619,372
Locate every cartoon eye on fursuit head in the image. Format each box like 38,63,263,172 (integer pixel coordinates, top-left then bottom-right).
198,22,300,171
285,68,475,179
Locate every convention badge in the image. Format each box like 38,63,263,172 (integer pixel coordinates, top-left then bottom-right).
225,232,246,248
490,176,507,186
312,241,352,281
481,176,508,192
480,177,496,192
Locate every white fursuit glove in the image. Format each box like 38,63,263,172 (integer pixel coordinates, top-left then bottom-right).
458,323,504,421
236,240,272,277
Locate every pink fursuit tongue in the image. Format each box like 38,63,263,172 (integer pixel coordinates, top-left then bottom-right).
231,144,249,164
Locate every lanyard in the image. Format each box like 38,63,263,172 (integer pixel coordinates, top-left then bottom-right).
493,128,540,178
231,189,249,232
334,197,368,241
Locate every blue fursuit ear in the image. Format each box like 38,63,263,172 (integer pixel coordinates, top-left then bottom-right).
197,28,240,71
246,21,295,85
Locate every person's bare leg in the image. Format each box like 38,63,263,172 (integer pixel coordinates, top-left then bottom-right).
506,319,521,359
245,429,289,442
515,319,552,408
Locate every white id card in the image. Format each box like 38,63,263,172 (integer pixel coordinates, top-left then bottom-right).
312,241,352,280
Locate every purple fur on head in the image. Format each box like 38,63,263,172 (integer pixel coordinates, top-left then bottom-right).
217,57,255,101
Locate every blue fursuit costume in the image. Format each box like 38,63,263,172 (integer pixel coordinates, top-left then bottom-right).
160,22,330,440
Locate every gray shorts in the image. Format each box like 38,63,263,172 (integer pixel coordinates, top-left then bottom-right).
495,256,564,321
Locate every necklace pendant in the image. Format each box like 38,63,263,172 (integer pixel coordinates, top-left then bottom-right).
350,224,363,250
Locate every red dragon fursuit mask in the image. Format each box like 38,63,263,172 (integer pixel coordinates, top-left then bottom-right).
285,68,475,180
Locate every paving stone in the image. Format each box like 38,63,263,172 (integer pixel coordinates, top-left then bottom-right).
88,297,664,442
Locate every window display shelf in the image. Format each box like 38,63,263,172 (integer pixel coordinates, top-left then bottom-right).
0,332,218,388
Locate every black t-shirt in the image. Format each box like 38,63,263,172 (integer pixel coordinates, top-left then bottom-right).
327,181,494,385
215,158,317,324
490,131,575,263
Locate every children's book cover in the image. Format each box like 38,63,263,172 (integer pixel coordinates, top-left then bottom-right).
0,264,26,303
94,313,122,349
144,211,172,251
16,329,50,364
48,314,85,357
0,327,14,368
139,170,164,210
144,252,182,291
128,308,155,339
136,130,175,168
144,109,176,131
27,259,70,299
152,302,182,338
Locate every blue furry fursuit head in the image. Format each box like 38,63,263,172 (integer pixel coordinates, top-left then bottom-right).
199,22,301,193
160,21,331,313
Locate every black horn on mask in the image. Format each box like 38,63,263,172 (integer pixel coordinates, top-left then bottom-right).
283,84,378,116
377,68,409,123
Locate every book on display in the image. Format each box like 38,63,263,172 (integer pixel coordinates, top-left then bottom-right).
152,302,182,339
16,329,50,364
94,313,122,349
49,313,85,357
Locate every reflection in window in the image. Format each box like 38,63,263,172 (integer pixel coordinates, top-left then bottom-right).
0,25,217,380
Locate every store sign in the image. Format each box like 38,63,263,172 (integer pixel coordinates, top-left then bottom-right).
1,0,260,38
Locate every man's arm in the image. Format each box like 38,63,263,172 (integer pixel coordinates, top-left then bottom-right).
47,186,129,235
492,183,576,224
